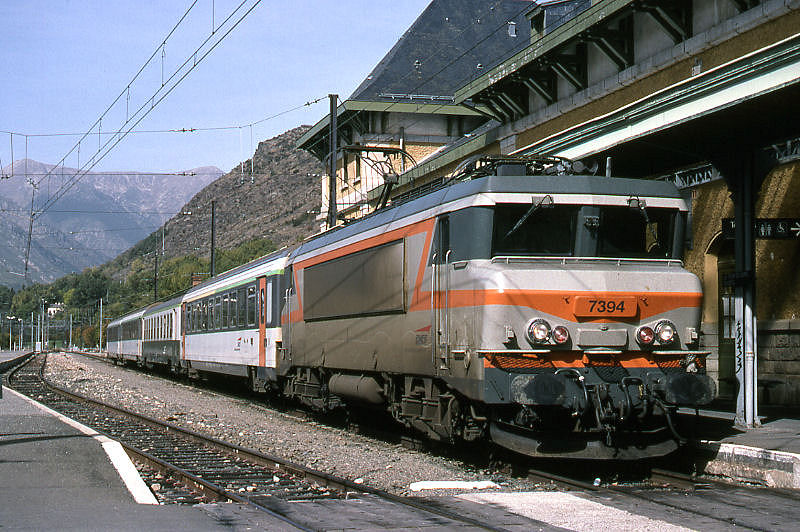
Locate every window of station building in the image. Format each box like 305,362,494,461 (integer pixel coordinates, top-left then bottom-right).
247,285,256,326
492,204,578,257
238,287,247,327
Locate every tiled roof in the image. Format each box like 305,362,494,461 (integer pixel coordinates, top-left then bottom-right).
349,0,537,103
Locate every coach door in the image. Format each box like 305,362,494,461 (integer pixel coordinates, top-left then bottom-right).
431,216,451,373
258,276,267,368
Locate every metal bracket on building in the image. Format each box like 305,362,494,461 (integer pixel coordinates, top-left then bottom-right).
730,0,762,13
548,45,588,91
767,137,800,165
583,23,634,71
636,1,692,44
518,65,558,105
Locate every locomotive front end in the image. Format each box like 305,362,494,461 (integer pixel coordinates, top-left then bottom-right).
458,175,715,459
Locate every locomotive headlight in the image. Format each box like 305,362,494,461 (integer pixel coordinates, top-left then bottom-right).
637,326,655,347
655,321,677,345
552,326,569,345
526,319,551,344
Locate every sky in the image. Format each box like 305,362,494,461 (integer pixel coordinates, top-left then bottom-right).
0,0,431,175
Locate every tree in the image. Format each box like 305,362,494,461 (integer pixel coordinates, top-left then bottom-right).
0,285,14,313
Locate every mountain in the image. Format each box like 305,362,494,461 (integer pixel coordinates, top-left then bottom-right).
155,126,324,262
0,159,222,288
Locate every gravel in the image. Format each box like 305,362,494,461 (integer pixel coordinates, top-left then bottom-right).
44,352,543,497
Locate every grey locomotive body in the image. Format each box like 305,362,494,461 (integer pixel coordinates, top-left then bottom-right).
108,161,715,459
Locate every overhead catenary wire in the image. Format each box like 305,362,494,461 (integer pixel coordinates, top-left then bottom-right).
16,0,264,285
32,0,265,218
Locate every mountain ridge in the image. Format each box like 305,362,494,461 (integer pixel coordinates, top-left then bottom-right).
0,160,222,288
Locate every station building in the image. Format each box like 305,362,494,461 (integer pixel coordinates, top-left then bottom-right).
300,0,800,406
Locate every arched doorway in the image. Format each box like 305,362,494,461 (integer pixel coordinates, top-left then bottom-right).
704,232,737,400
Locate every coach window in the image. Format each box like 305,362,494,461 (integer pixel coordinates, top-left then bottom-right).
247,285,256,326
222,293,229,330
229,292,238,328
260,287,265,326
238,287,247,327
264,279,273,327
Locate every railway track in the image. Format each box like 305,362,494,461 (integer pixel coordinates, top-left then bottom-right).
4,353,521,531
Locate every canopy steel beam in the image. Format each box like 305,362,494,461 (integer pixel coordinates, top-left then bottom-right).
585,22,634,71
637,1,692,44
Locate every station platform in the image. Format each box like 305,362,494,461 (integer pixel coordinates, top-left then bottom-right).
678,408,800,489
0,362,297,531
0,349,29,371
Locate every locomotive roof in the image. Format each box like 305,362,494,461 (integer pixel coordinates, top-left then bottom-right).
294,173,682,258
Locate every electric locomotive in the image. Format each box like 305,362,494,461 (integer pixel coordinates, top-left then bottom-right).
280,156,714,459
106,156,715,459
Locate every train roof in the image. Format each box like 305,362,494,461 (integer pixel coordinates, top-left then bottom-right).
107,306,148,327
182,248,290,302
141,294,184,317
293,173,683,258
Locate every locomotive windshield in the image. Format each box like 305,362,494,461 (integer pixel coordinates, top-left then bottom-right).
597,206,676,259
489,203,680,259
492,204,578,256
